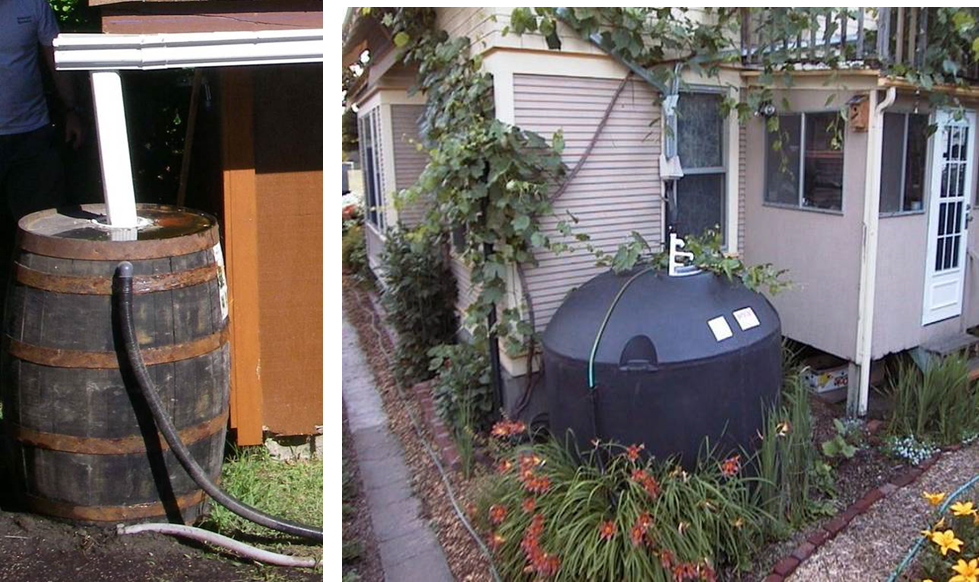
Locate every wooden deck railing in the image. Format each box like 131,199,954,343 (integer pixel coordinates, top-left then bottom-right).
741,8,979,80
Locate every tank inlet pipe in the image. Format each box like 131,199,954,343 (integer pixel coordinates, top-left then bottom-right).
112,262,323,542
588,267,656,388
117,523,320,568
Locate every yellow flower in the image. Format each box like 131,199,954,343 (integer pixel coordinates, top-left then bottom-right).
930,529,964,556
924,491,947,506
951,501,978,517
951,558,979,582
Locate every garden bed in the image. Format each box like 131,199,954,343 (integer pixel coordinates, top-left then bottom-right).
343,272,979,581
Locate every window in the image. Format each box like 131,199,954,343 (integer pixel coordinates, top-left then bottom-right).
671,92,726,239
359,108,385,229
880,112,928,214
765,112,845,211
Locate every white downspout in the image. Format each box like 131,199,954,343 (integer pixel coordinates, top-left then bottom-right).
849,86,896,418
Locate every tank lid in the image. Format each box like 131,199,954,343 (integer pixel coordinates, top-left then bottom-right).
542,268,780,367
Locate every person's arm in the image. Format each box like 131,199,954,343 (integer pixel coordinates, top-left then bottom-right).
37,0,83,149
41,45,83,148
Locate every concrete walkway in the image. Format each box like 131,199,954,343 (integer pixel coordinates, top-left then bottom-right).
342,314,454,582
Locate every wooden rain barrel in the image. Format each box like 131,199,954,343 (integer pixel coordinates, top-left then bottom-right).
0,204,230,524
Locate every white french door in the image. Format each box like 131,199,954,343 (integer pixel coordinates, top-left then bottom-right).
922,109,975,325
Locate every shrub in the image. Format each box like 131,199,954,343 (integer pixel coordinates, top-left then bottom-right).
882,434,938,466
342,224,367,277
752,373,835,528
887,353,979,445
381,229,458,385
428,342,495,435
475,437,767,581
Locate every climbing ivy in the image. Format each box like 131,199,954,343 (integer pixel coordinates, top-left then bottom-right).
368,8,575,355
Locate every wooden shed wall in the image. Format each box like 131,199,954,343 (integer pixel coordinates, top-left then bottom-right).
252,64,323,437
514,73,663,331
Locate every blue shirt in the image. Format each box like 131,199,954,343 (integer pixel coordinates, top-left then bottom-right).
0,0,60,135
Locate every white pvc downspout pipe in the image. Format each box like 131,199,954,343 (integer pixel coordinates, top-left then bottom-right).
849,86,897,417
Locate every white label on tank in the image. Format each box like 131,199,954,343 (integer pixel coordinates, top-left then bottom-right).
707,316,733,342
733,307,760,331
212,243,229,321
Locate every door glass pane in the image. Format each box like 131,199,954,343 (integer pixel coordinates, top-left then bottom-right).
677,93,723,169
904,114,928,211
765,115,801,205
675,173,724,239
939,204,947,236
953,234,961,268
880,113,905,213
803,113,844,210
936,237,945,271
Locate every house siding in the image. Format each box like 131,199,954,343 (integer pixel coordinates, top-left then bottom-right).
742,89,867,362
390,104,429,227
514,73,663,332
738,118,747,254
871,95,979,357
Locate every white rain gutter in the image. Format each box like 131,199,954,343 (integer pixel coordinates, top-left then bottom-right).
53,29,324,70
849,86,896,417
52,29,323,231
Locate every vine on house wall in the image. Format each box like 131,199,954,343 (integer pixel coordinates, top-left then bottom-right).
368,8,579,356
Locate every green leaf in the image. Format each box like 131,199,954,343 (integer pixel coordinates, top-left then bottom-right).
513,214,531,231
393,31,410,47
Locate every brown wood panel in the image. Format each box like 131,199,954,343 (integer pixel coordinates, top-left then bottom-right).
252,64,323,436
220,69,264,446
98,0,322,34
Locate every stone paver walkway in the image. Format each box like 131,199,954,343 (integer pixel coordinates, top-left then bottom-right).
790,443,979,581
343,314,454,582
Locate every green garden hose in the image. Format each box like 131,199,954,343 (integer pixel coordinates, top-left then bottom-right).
587,267,655,389
888,470,979,581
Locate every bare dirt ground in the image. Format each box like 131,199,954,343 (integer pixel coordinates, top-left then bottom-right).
0,449,320,582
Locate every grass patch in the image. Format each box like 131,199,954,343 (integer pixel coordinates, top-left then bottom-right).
199,445,322,559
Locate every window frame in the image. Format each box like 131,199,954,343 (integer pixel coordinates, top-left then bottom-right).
359,107,386,231
879,111,928,218
671,86,729,242
763,110,846,215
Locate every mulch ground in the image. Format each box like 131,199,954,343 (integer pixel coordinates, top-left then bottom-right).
343,276,493,582
791,442,979,581
342,411,383,582
736,395,910,581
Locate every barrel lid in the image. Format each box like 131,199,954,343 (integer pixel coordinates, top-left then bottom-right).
542,268,780,367
18,204,219,260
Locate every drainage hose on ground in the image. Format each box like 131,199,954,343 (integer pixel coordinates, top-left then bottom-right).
117,523,320,568
113,262,323,543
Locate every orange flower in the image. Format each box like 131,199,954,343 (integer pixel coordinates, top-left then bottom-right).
522,497,536,513
659,549,676,570
625,443,645,461
489,531,506,550
491,419,527,439
720,454,741,477
498,459,513,473
637,511,653,530
630,523,644,546
672,562,698,581
489,504,508,525
598,519,617,541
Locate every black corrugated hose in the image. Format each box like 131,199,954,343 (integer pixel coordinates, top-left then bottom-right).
113,261,323,542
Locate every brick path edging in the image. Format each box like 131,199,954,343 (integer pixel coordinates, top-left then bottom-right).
763,441,959,581
409,380,464,473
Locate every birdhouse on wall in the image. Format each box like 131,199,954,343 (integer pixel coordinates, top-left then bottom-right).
848,96,870,131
